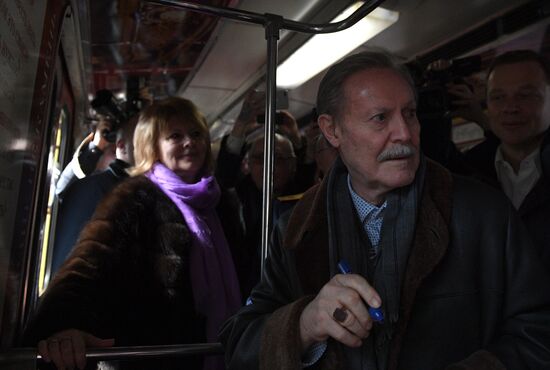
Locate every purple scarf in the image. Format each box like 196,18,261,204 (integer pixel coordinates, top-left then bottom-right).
146,163,241,370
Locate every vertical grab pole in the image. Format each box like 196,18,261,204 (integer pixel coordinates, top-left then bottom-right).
145,0,386,279
260,14,282,275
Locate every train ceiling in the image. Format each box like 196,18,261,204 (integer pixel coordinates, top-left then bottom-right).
70,0,548,137
86,0,236,100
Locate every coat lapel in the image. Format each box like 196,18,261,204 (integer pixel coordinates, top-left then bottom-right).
388,160,452,370
284,179,332,294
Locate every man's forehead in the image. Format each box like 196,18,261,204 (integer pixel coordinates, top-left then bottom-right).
344,68,415,101
489,61,548,87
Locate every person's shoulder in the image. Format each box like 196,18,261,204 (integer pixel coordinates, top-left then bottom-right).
279,183,324,247
292,182,322,209
93,175,160,215
451,172,511,215
273,186,318,229
58,169,107,203
452,171,505,198
425,159,511,221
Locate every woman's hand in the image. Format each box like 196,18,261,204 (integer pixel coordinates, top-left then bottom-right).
38,329,114,370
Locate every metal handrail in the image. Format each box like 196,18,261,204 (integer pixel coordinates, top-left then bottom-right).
0,342,223,363
148,0,385,34
146,0,384,273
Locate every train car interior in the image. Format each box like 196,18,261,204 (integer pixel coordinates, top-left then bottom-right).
1,0,549,367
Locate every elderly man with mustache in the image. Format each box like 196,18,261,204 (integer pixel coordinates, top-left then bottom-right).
220,50,550,370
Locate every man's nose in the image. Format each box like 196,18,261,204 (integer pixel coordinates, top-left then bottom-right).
502,98,520,114
391,116,413,142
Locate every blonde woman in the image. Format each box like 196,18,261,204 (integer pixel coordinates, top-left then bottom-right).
25,97,244,370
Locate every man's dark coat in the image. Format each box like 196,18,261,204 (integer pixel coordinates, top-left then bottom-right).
221,160,550,370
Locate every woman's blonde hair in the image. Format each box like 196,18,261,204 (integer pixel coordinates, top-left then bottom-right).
129,97,212,177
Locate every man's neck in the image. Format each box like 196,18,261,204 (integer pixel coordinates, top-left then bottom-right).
350,180,386,206
500,139,542,173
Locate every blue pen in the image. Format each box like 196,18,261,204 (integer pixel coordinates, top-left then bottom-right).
337,260,384,323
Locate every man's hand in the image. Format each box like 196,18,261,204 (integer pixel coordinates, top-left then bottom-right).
232,90,264,138
299,274,381,352
277,111,303,150
37,329,114,370
91,118,113,151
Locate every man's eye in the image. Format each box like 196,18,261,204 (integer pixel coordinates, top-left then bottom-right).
371,113,386,122
517,92,540,100
404,109,417,120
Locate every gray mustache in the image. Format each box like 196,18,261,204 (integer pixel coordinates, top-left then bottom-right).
377,144,417,162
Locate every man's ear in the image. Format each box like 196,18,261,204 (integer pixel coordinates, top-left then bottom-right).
318,114,339,148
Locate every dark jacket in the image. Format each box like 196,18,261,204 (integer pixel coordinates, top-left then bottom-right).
464,131,550,269
220,160,550,370
51,159,130,275
25,175,245,369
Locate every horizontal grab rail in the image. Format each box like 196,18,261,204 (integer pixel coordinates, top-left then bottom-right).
0,342,223,364
147,0,385,34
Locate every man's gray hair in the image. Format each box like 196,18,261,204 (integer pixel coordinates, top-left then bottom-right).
316,49,416,122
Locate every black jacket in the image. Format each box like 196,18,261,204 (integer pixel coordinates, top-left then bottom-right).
25,175,245,369
220,160,550,370
51,159,130,275
464,131,550,270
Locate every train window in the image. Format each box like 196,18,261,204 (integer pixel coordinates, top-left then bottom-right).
36,106,69,295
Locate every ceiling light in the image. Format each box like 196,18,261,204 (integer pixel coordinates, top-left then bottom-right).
276,3,399,88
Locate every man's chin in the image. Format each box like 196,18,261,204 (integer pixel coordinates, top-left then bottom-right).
382,162,418,185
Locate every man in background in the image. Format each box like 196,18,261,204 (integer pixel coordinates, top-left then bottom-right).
50,115,138,276
465,49,550,269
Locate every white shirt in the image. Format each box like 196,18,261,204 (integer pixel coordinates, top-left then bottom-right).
494,146,541,209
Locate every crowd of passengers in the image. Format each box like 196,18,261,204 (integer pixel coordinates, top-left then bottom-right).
22,48,550,370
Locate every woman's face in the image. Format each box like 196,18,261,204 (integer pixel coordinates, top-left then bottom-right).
157,118,207,183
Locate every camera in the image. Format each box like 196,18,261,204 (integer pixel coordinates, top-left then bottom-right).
412,55,481,120
91,89,128,142
407,55,482,167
